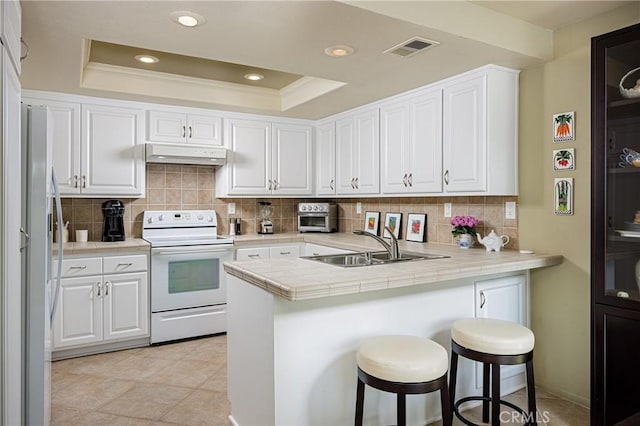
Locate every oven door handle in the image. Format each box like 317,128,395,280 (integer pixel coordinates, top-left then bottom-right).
152,246,234,255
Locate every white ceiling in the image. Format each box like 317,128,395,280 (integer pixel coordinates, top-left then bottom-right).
20,1,634,120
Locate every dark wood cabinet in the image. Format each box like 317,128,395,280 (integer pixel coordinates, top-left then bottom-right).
591,23,640,426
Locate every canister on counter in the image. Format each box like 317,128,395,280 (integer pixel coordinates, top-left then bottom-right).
229,217,237,236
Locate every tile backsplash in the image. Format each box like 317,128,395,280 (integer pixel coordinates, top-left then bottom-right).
61,164,519,249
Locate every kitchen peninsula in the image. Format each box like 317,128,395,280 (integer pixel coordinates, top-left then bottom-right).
224,234,562,425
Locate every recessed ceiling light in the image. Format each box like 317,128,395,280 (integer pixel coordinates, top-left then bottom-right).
135,55,159,64
244,73,264,81
324,45,355,57
170,11,206,27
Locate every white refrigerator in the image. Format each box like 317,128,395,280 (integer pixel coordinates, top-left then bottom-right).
21,104,63,425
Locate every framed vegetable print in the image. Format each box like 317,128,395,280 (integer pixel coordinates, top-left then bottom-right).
383,212,402,239
406,213,427,242
553,111,575,142
554,177,573,215
364,211,380,236
553,148,575,171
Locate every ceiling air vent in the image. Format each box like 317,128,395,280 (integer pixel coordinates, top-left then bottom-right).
384,37,439,58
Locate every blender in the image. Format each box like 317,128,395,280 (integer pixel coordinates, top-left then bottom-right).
258,201,274,234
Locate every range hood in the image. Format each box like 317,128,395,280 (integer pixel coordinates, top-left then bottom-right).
145,143,226,166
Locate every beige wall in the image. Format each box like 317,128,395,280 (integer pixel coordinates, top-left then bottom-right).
519,4,640,407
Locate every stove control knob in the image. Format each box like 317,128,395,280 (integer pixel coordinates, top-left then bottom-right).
159,214,165,221
207,215,214,222
318,205,325,212
197,214,204,220
147,216,155,224
301,206,306,211
313,205,318,211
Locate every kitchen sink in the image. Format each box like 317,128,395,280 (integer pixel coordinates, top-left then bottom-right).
302,250,449,267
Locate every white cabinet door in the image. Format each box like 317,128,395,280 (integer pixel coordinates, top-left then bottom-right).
353,108,380,194
443,75,487,192
187,113,223,145
409,90,442,193
103,272,148,341
23,98,81,195
1,0,21,74
82,104,145,196
225,118,271,195
381,101,410,193
475,274,527,388
272,123,312,196
335,116,357,194
336,108,379,195
269,245,301,259
147,110,186,143
53,276,103,348
236,247,270,261
315,121,335,195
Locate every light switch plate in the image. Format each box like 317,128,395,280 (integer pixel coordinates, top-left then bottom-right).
444,202,452,218
228,202,236,215
356,202,362,214
505,201,516,220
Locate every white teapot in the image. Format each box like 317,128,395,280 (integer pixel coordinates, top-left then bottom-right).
476,230,509,252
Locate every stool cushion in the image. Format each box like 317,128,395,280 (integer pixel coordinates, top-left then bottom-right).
451,318,535,355
356,335,448,383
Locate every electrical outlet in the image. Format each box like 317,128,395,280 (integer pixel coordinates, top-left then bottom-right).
356,202,362,214
228,202,236,215
444,202,452,218
505,201,516,220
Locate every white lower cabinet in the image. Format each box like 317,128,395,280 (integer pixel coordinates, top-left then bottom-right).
269,245,300,259
474,274,527,389
236,247,270,261
53,254,149,350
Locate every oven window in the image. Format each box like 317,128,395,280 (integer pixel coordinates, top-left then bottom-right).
168,259,220,294
300,216,327,228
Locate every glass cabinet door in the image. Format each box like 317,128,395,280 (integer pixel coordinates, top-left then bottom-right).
593,27,640,307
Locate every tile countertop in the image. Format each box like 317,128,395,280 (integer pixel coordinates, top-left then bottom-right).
224,232,563,301
52,238,151,255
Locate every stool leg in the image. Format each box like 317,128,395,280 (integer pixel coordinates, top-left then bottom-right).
482,363,491,422
355,377,365,426
491,363,501,426
397,393,406,426
449,350,458,415
440,378,453,426
526,359,537,425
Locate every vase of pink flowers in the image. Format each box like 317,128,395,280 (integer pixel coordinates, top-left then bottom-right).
451,215,479,248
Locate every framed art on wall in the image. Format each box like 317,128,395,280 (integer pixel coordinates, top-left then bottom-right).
383,212,402,239
406,213,427,242
364,211,380,235
553,111,575,142
553,148,575,171
554,177,573,215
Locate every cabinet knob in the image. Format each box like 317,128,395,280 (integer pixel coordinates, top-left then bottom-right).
96,282,101,297
408,173,413,187
403,173,408,187
444,170,449,185
105,281,110,296
73,175,79,188
81,175,87,189
188,126,192,138
480,290,486,309
182,126,186,138
330,179,334,190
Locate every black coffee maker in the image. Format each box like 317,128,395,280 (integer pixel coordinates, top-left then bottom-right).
102,200,125,242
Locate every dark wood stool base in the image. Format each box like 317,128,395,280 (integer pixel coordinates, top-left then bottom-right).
449,340,537,426
355,367,452,426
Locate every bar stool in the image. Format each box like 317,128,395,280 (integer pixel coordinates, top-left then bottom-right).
354,335,452,426
449,318,536,426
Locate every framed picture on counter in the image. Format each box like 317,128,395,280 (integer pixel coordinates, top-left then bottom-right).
383,212,402,239
406,213,427,242
364,211,380,235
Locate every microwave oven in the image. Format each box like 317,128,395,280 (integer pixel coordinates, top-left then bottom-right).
297,203,338,233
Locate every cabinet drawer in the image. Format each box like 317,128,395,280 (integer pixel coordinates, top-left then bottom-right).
54,257,102,278
103,255,148,274
269,245,300,258
236,247,270,261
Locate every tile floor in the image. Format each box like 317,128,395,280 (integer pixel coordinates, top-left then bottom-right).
52,334,589,425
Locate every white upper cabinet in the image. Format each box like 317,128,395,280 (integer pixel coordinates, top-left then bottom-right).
272,122,312,195
82,104,145,196
335,107,380,195
315,120,336,196
1,0,22,74
216,118,312,196
442,67,518,195
147,109,222,145
381,89,442,194
22,93,145,197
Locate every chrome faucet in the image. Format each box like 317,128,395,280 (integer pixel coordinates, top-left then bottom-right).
354,226,400,260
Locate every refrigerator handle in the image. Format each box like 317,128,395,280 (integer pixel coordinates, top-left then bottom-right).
50,169,64,324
